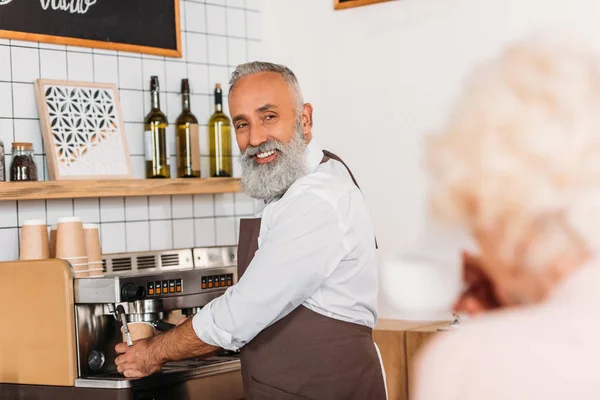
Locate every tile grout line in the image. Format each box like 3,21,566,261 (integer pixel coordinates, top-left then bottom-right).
8,41,21,257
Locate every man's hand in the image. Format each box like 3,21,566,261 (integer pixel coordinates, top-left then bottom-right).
453,251,501,315
115,337,163,379
114,319,219,379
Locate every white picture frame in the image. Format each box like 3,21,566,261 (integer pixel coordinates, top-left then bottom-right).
34,79,133,181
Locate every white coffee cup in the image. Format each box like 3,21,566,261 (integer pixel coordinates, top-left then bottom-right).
381,254,463,321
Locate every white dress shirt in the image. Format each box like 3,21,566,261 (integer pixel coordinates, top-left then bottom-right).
192,139,379,351
412,258,600,400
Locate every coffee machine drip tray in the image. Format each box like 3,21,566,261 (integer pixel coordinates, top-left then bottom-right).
75,354,241,389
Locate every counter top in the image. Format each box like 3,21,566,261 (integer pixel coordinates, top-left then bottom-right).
375,318,452,332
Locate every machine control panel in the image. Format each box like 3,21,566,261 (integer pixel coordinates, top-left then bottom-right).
147,279,183,296
201,274,234,289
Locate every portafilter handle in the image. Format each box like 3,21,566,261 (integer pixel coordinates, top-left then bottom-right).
152,320,176,332
116,304,133,346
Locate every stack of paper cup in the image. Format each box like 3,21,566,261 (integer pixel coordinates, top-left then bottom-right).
55,217,88,277
49,225,57,258
83,224,103,277
20,220,50,260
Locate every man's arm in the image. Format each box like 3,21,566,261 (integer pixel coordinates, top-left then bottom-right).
193,191,348,350
115,319,219,378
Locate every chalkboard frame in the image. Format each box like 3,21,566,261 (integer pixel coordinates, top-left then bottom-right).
334,0,395,10
0,0,182,58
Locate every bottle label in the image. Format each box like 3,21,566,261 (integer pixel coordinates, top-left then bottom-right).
190,124,200,171
144,129,154,161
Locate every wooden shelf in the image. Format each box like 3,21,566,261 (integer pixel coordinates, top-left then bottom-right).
0,178,241,201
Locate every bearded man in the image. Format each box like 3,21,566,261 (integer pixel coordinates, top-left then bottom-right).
115,62,386,400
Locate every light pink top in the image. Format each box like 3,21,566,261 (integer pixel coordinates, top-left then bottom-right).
411,260,600,400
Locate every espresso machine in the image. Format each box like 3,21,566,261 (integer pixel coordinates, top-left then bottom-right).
0,246,244,400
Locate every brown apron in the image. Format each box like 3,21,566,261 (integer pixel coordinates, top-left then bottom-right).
237,151,386,400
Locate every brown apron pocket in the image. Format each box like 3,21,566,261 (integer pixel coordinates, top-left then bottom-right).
248,376,313,400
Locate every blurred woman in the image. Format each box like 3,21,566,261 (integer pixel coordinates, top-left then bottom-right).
412,34,600,400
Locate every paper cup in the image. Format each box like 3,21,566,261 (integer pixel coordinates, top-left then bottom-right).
70,262,89,277
55,217,88,263
20,220,50,260
88,261,104,277
83,224,102,263
122,322,155,342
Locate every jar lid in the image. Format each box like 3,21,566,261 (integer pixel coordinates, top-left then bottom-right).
12,142,33,150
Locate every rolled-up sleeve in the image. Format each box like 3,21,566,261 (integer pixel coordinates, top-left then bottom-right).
192,192,348,350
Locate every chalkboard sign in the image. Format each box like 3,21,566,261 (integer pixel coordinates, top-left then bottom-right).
0,0,181,57
334,0,394,10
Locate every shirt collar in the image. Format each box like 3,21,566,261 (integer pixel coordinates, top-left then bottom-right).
305,138,324,175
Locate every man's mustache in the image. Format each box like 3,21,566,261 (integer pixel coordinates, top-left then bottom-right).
243,140,285,158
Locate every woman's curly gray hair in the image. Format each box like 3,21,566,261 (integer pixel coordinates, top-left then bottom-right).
427,34,600,270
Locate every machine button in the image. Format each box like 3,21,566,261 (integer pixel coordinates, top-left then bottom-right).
169,280,175,293
214,279,220,288
176,279,182,292
155,281,162,294
147,282,155,296
176,285,182,292
220,275,227,287
207,276,214,289
201,277,207,290
162,281,168,293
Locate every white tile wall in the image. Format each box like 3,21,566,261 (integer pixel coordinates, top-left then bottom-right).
216,217,236,245
173,219,195,249
0,0,262,260
101,223,127,254
39,49,68,80
227,8,247,38
172,195,194,219
149,196,172,220
150,220,173,250
195,218,216,247
0,228,19,261
0,46,11,81
74,198,101,223
11,47,40,83
66,52,94,82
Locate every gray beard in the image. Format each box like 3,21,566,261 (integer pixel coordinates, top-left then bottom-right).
240,126,307,201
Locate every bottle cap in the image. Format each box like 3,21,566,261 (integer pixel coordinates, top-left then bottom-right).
150,76,159,91
181,79,190,93
12,142,33,151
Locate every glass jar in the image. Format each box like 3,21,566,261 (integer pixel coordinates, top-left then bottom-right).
11,142,38,182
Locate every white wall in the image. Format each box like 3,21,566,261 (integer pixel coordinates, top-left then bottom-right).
261,0,600,317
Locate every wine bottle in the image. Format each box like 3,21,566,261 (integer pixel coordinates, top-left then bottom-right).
176,79,200,178
209,83,233,177
144,76,170,179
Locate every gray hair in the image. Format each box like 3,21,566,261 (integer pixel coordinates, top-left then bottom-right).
229,61,305,115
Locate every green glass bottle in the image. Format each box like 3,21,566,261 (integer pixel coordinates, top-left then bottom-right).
176,79,200,178
208,83,233,177
144,76,170,179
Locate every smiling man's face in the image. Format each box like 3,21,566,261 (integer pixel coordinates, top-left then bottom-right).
229,72,312,200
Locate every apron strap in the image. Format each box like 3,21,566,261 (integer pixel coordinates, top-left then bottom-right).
322,150,379,250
